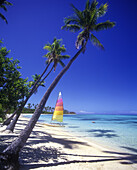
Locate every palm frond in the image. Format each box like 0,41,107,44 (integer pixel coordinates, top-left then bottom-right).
95,20,115,31
70,4,83,19
60,55,70,59
97,3,108,17
58,46,66,53
85,0,90,10
0,13,8,23
89,8,97,26
90,34,104,50
0,4,7,11
43,45,52,51
58,59,65,67
90,0,98,11
61,24,81,32
4,1,13,6
63,16,79,25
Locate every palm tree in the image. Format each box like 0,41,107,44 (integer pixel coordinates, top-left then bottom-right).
33,38,70,93
43,38,70,71
3,38,70,132
0,0,12,24
27,103,32,110
61,0,115,50
29,74,45,94
1,1,115,168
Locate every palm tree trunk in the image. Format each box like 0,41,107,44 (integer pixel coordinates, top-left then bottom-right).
5,113,20,132
5,65,54,132
2,63,51,127
3,45,85,158
3,109,19,126
30,62,51,94
33,65,54,94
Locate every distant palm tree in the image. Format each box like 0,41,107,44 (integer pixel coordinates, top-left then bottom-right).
1,1,115,168
0,0,12,24
27,103,32,110
34,104,38,109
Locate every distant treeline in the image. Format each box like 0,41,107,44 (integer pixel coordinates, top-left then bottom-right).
21,107,76,114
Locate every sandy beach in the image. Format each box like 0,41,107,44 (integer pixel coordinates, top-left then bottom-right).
0,115,137,170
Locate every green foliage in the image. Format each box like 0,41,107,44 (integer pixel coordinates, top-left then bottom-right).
62,0,115,50
0,103,5,122
0,44,30,119
21,105,76,114
29,74,45,94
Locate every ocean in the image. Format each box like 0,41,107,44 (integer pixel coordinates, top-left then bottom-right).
24,113,137,154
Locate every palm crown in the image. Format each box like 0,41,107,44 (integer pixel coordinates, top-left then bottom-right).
0,0,12,24
61,0,115,50
43,38,70,71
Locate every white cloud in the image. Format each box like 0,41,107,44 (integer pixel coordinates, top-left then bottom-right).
79,110,95,114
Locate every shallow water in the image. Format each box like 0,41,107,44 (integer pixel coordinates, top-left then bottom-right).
24,113,137,154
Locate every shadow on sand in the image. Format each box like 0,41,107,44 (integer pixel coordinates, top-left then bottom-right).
19,129,137,169
1,124,137,169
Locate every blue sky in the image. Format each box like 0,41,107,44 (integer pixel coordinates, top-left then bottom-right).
1,0,137,113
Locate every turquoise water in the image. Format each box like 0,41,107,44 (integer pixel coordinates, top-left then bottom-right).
25,113,137,153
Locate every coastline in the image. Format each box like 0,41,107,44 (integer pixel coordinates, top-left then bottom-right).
0,115,137,170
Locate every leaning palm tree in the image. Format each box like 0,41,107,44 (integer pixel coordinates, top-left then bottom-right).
29,74,45,94
62,0,115,50
43,38,70,71
0,1,115,169
0,0,12,24
3,38,70,132
33,38,70,93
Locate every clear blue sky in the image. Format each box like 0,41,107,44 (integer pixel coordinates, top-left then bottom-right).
1,0,137,113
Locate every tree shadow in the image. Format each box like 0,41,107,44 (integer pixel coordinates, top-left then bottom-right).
20,144,122,170
103,149,137,164
21,148,136,170
121,146,137,154
27,130,90,149
19,129,137,169
87,129,119,138
20,145,66,164
0,134,18,152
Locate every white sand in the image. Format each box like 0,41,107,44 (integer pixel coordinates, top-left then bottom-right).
0,115,137,170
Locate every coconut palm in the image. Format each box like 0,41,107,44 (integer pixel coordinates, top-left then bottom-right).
29,74,45,94
62,0,115,50
0,1,115,169
33,38,70,92
43,38,70,71
0,0,12,24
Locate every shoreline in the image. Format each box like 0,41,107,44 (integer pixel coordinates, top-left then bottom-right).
0,115,137,169
23,113,136,155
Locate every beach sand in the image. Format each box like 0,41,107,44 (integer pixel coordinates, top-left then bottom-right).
0,116,137,170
